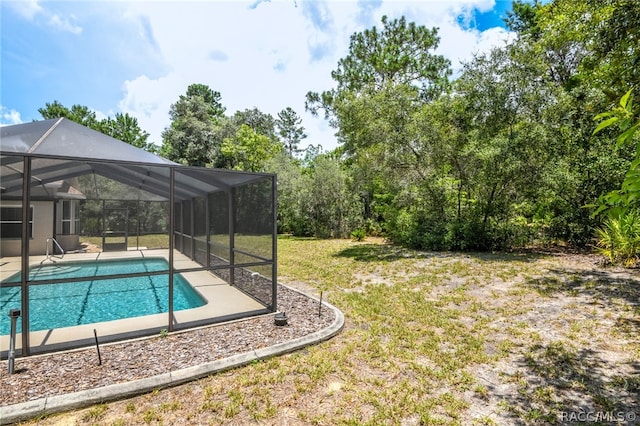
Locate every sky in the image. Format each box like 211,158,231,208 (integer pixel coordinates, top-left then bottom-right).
1,0,515,152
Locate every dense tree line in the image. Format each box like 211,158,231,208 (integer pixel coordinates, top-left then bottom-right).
39,0,640,257
301,0,639,251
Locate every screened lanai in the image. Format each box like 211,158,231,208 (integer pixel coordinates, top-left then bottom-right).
0,118,277,356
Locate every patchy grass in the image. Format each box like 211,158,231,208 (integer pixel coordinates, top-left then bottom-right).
81,404,108,422
25,237,639,425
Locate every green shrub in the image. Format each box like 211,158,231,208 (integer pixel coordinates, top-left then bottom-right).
350,228,366,241
595,210,640,266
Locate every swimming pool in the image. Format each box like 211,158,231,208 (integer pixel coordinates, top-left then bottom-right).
0,257,206,335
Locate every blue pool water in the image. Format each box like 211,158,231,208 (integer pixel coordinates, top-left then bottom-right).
0,258,206,335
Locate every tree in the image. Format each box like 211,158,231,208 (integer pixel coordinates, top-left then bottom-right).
99,113,154,151
305,15,451,139
208,107,282,168
308,15,450,106
185,83,226,118
266,153,313,236
232,108,279,143
38,101,99,128
219,124,283,172
593,89,640,213
306,154,361,238
524,0,637,244
305,16,452,243
588,0,640,99
450,45,557,248
504,0,542,39
306,15,451,158
276,107,307,157
160,84,225,166
593,89,640,264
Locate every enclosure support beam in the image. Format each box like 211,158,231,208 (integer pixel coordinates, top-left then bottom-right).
101,201,105,250
271,175,278,312
51,199,57,241
20,156,32,355
168,168,175,332
190,198,195,260
136,199,141,250
228,187,235,286
206,196,211,268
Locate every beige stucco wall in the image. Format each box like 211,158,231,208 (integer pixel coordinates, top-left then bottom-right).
1,201,53,257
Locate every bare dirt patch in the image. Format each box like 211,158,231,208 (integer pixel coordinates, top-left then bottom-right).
462,252,640,424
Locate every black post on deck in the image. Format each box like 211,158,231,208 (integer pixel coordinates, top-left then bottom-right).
93,329,102,365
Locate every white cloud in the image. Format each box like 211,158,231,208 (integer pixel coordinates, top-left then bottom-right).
7,0,83,34
5,0,43,20
436,18,513,74
115,0,512,151
208,50,229,62
118,74,184,145
0,106,23,125
117,1,348,148
48,13,83,34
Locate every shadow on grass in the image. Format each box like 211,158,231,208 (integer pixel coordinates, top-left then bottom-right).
334,241,547,263
507,269,640,423
524,268,640,310
497,342,640,424
333,243,418,262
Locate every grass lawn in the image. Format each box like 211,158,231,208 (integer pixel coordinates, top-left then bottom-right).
27,237,640,425
81,234,170,251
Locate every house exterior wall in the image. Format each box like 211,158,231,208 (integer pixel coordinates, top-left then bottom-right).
1,201,53,257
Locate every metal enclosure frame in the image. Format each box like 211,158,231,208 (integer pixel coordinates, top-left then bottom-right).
1,119,278,356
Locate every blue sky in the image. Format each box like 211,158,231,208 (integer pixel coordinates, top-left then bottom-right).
1,0,515,151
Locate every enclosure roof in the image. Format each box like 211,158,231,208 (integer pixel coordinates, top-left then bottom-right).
0,118,273,201
1,118,174,164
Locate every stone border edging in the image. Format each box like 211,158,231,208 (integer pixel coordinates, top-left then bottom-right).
0,284,345,425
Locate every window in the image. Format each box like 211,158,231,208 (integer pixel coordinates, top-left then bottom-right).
60,200,80,235
0,206,33,238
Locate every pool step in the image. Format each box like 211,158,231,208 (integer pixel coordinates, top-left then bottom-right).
31,266,84,279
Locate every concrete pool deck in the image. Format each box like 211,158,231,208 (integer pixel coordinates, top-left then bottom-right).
0,249,268,356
